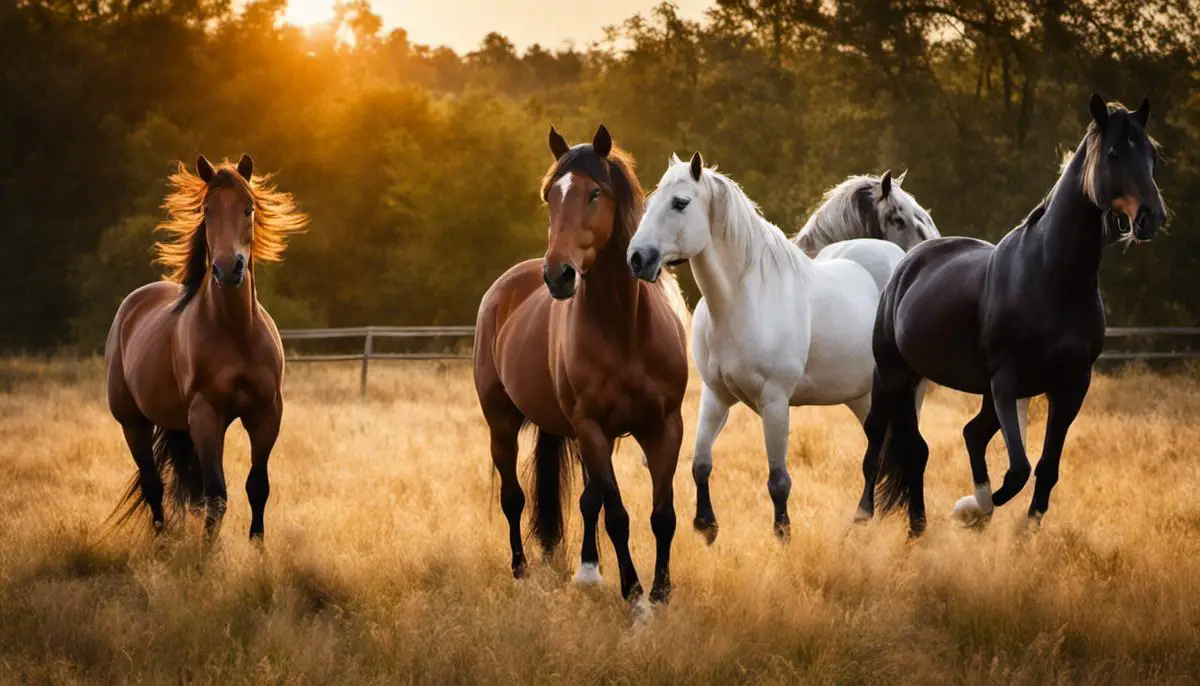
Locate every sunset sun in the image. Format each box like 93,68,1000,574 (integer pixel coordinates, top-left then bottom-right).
281,0,336,27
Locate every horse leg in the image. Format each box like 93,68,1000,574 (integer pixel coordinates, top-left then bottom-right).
989,369,1032,507
760,393,792,540
188,397,229,541
577,420,640,601
1029,374,1090,523
951,392,1001,524
635,412,684,604
480,396,526,578
242,401,281,543
855,366,901,522
121,416,166,532
575,464,603,585
692,384,730,544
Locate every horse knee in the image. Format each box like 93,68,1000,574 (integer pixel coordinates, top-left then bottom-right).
650,506,676,540
767,468,792,504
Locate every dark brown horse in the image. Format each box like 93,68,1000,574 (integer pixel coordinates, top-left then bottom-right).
474,126,689,603
107,155,307,541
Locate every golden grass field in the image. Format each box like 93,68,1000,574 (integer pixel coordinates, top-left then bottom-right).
1,357,1199,684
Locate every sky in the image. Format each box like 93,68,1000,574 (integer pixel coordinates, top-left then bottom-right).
276,0,712,54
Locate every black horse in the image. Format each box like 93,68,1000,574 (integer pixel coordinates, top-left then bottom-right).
856,94,1168,535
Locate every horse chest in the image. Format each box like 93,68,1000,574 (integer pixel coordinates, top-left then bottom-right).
569,363,667,431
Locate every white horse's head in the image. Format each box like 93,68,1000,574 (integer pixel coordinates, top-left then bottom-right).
628,153,716,282
873,171,939,249
795,171,940,255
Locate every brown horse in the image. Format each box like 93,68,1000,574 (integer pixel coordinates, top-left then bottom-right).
106,154,307,541
474,126,689,603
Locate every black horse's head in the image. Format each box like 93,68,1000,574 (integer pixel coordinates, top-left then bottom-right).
1085,93,1167,242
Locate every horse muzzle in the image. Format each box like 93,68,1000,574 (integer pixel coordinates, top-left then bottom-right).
627,246,662,283
1133,205,1163,241
543,261,577,300
212,254,247,288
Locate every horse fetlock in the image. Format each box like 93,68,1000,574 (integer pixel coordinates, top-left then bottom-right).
649,574,672,604
692,461,712,485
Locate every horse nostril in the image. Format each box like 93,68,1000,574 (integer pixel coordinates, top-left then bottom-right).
559,265,576,284
630,250,644,272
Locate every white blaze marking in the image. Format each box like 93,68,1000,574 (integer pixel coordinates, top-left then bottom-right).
555,173,573,199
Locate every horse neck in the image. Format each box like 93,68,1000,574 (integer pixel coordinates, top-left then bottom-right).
1035,145,1106,291
577,225,642,343
196,264,258,337
693,189,811,321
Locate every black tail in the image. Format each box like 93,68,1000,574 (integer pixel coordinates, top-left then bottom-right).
109,427,204,529
526,429,575,554
875,383,920,514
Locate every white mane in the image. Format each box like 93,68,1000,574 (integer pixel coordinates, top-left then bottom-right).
793,173,939,254
661,159,806,281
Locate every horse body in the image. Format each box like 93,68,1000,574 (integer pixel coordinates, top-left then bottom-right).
107,155,305,541
474,126,687,604
860,96,1167,534
629,153,904,539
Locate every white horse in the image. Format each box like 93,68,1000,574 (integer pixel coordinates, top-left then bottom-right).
627,153,908,540
793,170,938,256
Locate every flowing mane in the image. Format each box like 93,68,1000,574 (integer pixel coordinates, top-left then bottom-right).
680,161,804,279
541,144,644,248
793,173,939,254
155,160,307,311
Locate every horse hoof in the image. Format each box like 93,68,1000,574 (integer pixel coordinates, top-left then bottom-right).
649,581,672,605
853,507,873,524
630,593,654,626
512,555,527,579
693,517,719,545
774,520,791,542
573,562,603,586
952,495,992,530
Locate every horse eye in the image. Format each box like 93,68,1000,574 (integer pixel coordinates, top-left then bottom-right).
672,197,691,212
244,205,254,216
588,188,601,203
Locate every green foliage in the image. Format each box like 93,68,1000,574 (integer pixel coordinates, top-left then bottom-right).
1,0,1198,351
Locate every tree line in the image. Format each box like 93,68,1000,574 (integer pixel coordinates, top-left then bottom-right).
2,0,1197,351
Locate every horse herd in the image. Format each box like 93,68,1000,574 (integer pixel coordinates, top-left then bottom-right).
104,94,1167,606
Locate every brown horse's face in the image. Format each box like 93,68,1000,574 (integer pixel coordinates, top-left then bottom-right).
544,169,615,300
198,154,255,288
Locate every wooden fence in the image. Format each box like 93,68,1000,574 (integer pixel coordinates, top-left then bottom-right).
281,325,1200,398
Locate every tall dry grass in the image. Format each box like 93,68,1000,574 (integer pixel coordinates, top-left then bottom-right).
1,357,1198,684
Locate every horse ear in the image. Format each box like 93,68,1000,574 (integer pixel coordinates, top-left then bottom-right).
237,153,254,181
690,152,703,182
1133,97,1150,127
1089,93,1109,128
895,169,908,185
593,125,612,158
669,152,682,166
548,126,570,160
196,155,214,183
880,170,893,199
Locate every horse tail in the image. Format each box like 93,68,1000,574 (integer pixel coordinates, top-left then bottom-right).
875,381,921,514
109,427,203,529
527,429,575,554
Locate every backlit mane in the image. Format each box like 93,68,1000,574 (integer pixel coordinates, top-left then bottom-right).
156,160,308,311
793,176,883,253
670,161,803,280
541,144,644,248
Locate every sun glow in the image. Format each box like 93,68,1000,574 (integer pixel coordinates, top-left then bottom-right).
281,0,337,28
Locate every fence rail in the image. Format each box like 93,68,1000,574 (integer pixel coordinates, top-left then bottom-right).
280,325,1200,398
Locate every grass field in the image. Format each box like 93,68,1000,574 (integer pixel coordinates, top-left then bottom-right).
1,357,1199,684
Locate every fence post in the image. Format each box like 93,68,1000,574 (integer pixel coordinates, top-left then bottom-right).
360,328,373,399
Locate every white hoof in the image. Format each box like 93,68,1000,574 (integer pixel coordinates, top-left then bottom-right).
573,563,603,585
952,495,982,518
